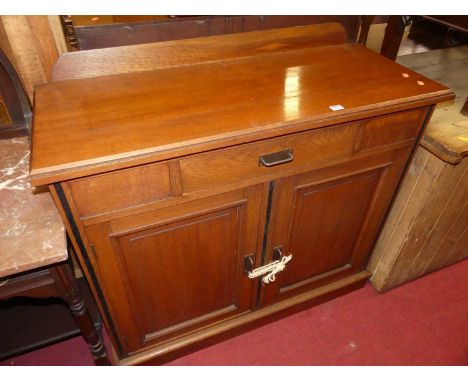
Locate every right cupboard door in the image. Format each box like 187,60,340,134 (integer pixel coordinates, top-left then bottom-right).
260,149,413,305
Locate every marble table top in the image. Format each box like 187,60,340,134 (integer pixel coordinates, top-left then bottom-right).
0,136,67,278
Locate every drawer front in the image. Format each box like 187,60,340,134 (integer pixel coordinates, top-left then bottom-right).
67,162,172,218
355,108,426,152
180,122,358,193
179,108,426,193
66,108,427,218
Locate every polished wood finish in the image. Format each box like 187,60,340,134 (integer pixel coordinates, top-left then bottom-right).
52,23,347,82
68,162,172,218
179,121,357,194
354,108,426,151
31,44,451,186
31,28,453,364
265,171,379,305
261,149,411,305
84,186,262,354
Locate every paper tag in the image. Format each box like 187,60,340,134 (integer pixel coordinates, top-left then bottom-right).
329,104,344,111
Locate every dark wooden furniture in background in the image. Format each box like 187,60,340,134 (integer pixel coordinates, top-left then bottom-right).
379,16,468,60
0,276,100,361
0,49,31,138
411,16,468,49
62,15,361,50
356,16,390,46
0,260,108,365
30,25,453,365
380,16,413,60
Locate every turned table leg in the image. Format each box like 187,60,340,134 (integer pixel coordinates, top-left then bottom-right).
49,260,110,366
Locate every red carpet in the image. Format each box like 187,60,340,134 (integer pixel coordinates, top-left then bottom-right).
2,259,467,366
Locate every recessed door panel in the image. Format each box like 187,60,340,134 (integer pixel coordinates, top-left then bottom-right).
260,149,411,306
117,208,239,341
280,171,379,290
85,186,262,354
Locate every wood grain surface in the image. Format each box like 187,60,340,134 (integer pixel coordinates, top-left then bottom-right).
369,146,468,291
52,23,347,81
31,31,454,364
368,46,468,291
31,43,453,185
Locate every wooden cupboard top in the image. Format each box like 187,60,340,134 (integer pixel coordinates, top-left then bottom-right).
30,43,454,186
51,23,347,81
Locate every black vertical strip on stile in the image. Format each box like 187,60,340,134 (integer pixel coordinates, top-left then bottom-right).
256,181,275,308
365,105,437,269
53,183,125,357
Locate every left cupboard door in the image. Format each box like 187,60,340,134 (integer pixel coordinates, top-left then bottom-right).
83,185,264,355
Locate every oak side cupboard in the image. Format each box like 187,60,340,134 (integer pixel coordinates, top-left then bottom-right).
29,25,453,365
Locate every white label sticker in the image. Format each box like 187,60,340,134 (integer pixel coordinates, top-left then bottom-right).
329,104,344,111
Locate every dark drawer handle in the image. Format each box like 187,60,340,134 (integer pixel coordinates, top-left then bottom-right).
259,149,294,167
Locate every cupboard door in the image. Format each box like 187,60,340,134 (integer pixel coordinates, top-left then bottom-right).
260,149,412,305
84,185,263,354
